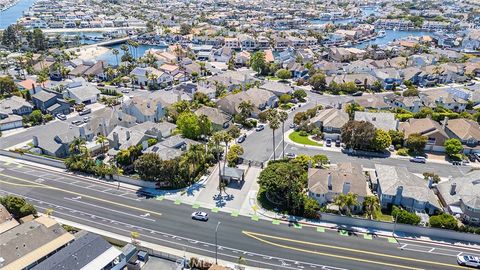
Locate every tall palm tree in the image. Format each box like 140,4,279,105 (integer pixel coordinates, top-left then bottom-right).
238,100,254,119
95,135,108,155
363,195,380,220
148,72,158,86
112,48,120,66
278,110,288,159
267,109,280,161
69,137,87,156
334,193,358,216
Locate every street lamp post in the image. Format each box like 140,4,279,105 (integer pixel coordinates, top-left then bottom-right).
215,221,221,265
392,212,399,238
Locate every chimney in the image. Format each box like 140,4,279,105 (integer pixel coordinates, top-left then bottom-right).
32,136,39,147
450,183,457,195
100,118,107,136
342,182,351,195
442,117,449,129
327,173,332,191
113,132,119,150
126,130,131,141
142,140,149,150
394,186,403,205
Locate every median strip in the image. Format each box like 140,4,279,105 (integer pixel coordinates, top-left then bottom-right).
174,199,181,205
155,196,164,201
316,227,325,233
272,220,280,225
211,207,219,213
231,210,239,217
192,203,200,209
293,223,302,229
251,215,259,221
364,234,373,240
339,230,349,236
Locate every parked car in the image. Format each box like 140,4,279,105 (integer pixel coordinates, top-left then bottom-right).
335,140,341,147
286,153,296,159
78,108,91,116
56,114,67,121
256,125,265,132
388,145,395,152
121,89,130,93
83,116,91,123
289,123,296,129
325,138,332,147
72,120,83,126
409,156,426,163
191,211,208,221
457,255,480,268
237,134,246,143
467,154,476,162
351,91,363,96
474,153,480,162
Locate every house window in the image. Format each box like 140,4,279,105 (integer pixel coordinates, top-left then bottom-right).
427,137,436,144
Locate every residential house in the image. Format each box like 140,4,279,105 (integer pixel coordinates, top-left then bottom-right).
143,134,199,161
399,118,449,152
194,106,231,130
386,95,423,112
121,94,168,123
210,47,233,62
84,107,137,137
308,162,368,212
420,88,468,112
0,96,33,131
259,81,293,97
63,78,100,104
0,216,75,270
107,121,175,150
129,67,173,86
216,87,277,117
374,164,441,214
224,37,240,49
32,90,71,116
16,79,41,95
32,121,87,157
353,95,391,111
310,108,349,140
207,70,258,92
354,111,398,131
31,231,126,270
0,204,18,234
329,47,352,62
443,118,480,153
437,171,480,225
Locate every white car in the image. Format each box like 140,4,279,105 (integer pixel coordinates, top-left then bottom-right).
457,255,480,268
191,211,209,221
286,153,296,159
56,114,66,120
409,156,426,163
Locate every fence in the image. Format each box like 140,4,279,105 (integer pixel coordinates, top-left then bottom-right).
0,150,66,169
319,212,480,244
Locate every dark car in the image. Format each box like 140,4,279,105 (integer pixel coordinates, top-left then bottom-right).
468,154,476,162
351,91,363,96
335,140,341,147
325,138,332,147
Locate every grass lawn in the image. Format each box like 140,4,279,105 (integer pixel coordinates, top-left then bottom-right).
289,131,323,147
374,209,393,222
265,76,281,81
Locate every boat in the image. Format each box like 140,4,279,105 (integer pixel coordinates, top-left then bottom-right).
377,30,386,38
393,27,399,31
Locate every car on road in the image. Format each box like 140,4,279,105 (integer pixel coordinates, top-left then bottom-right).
78,108,91,116
83,116,91,123
56,114,66,120
325,138,332,147
409,156,426,163
72,120,83,126
335,140,341,147
237,134,246,143
255,125,265,132
468,154,477,162
191,211,208,221
289,123,296,129
121,89,130,93
351,91,363,96
285,153,296,159
457,255,480,268
474,153,480,162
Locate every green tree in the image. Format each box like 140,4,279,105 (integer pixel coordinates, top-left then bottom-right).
180,23,192,35
333,193,359,216
238,100,254,119
294,111,308,125
275,69,291,81
279,94,292,104
405,133,428,154
198,114,212,138
112,48,120,66
134,153,162,181
293,89,307,102
0,75,17,96
341,120,376,150
24,110,44,125
444,138,463,157
388,130,404,148
0,195,37,219
392,206,421,225
429,213,458,230
309,72,326,91
95,135,108,154
312,154,329,167
363,195,380,220
372,129,392,151
227,144,244,167
250,51,267,75
176,112,201,140
32,28,47,51
345,102,365,119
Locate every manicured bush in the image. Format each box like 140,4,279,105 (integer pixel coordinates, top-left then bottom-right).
397,148,409,156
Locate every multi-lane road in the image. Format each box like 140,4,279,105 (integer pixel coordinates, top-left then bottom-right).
0,160,478,270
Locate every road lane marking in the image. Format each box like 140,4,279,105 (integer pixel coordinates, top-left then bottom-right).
316,227,325,233
242,231,463,269
0,173,163,217
63,197,156,222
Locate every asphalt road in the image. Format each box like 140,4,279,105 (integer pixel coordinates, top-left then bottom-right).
0,161,477,270
240,92,471,177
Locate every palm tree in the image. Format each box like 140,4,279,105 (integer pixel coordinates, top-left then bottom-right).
69,137,87,156
278,110,288,159
112,48,120,66
267,109,280,161
363,195,380,220
95,135,108,155
238,100,254,119
334,193,358,216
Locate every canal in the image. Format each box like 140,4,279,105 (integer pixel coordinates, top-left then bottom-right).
0,0,35,29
